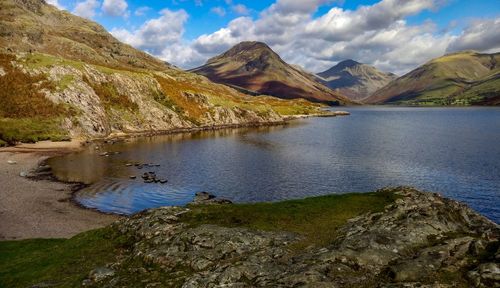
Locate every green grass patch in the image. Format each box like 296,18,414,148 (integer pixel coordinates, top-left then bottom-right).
182,191,398,249
0,191,397,286
0,118,70,144
0,227,129,288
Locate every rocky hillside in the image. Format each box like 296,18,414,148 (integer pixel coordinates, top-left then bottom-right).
317,60,397,101
81,187,499,287
365,51,500,105
190,41,352,105
0,0,322,145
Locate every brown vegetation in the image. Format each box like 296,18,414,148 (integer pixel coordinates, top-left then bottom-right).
0,53,65,118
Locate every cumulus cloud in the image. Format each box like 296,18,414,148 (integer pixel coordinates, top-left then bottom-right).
231,4,249,15
102,0,128,17
211,6,226,17
106,0,499,74
111,9,189,55
73,0,100,19
446,18,500,53
46,0,64,9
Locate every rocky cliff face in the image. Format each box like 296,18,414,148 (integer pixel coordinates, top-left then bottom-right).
317,60,397,101
190,41,352,105
84,187,499,287
0,1,321,143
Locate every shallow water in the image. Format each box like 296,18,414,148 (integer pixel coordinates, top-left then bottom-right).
49,106,500,222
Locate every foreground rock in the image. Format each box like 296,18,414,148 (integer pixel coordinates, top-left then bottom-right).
85,187,499,287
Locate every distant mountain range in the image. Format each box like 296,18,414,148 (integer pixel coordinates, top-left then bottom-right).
190,41,352,105
365,51,500,105
316,60,397,101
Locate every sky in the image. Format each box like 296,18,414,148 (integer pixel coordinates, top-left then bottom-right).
47,0,500,75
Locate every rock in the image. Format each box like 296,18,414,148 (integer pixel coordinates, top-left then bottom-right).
191,192,232,205
333,111,350,116
85,187,499,287
129,176,136,179
19,171,28,177
88,267,115,283
7,160,17,164
468,263,500,288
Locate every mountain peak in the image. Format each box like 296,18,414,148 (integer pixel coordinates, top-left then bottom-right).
337,59,361,68
191,42,351,104
317,59,396,101
207,41,277,65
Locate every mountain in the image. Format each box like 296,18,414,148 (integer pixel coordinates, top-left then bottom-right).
190,41,352,105
316,60,397,101
0,0,322,145
365,51,500,105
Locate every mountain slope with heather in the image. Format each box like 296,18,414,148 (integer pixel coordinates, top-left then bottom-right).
190,41,352,105
365,51,500,105
0,0,323,145
316,60,397,101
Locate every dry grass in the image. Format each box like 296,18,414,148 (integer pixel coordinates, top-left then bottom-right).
154,75,208,123
82,75,138,111
0,54,65,118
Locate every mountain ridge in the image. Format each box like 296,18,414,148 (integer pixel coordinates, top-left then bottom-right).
317,60,397,101
191,41,353,105
0,0,323,145
365,51,500,105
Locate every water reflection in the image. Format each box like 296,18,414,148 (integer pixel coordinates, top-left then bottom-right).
49,107,500,222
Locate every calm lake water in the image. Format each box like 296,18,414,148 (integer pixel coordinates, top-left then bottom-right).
49,107,500,222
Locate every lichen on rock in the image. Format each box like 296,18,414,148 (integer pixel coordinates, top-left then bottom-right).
84,187,499,287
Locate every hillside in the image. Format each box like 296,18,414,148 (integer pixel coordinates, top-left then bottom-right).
0,0,322,145
190,41,352,105
365,51,500,105
317,60,396,101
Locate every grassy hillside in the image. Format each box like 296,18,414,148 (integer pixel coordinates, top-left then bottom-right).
365,51,500,105
0,1,323,145
191,41,352,105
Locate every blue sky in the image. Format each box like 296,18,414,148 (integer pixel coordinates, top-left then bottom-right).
49,0,500,74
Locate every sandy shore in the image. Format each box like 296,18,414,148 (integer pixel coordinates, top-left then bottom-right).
0,141,119,240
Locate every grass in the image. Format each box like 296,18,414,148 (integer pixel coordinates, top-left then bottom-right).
0,227,130,288
0,53,66,118
182,190,398,249
0,191,397,286
82,75,138,112
0,118,70,144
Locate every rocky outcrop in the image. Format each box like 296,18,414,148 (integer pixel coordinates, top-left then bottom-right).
84,187,499,287
0,0,322,144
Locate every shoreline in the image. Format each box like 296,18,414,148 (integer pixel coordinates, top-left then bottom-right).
0,141,120,240
0,115,348,240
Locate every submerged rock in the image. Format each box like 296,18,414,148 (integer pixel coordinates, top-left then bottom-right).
87,187,499,287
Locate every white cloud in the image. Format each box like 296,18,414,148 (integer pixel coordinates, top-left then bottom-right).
104,0,499,75
231,4,249,15
185,0,453,74
73,0,100,19
134,6,151,16
102,0,128,17
111,9,189,55
211,6,226,17
447,18,500,53
46,0,64,9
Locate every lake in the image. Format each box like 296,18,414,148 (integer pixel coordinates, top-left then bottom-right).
48,107,500,222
